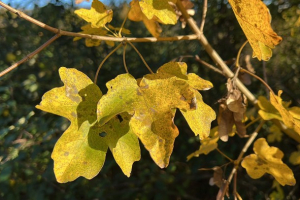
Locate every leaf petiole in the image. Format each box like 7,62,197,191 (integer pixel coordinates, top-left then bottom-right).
94,43,123,83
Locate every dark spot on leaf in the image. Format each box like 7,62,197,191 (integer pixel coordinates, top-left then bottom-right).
117,114,123,122
190,97,197,109
64,152,69,156
237,5,241,13
99,132,107,137
83,161,88,165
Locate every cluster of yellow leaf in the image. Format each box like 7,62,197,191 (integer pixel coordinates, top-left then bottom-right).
74,0,130,47
36,62,215,182
97,62,215,168
128,0,178,37
242,138,295,186
257,91,300,137
228,0,282,61
36,68,140,183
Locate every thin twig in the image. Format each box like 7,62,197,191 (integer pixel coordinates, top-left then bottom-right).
234,172,237,200
118,10,128,37
94,43,123,84
199,0,207,32
127,41,154,74
0,34,61,77
123,43,129,73
240,68,275,96
216,148,233,162
194,55,223,75
235,41,248,68
176,0,257,104
0,2,198,43
262,61,269,98
245,116,261,129
217,120,265,200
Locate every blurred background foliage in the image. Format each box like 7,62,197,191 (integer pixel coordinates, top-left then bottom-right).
0,0,300,199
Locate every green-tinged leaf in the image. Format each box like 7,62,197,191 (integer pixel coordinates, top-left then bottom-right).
36,67,101,123
140,0,177,25
100,113,141,177
75,0,113,28
36,68,140,182
97,62,215,167
97,72,194,168
51,121,108,183
241,138,296,186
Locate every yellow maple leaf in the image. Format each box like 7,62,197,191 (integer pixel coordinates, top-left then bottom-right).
228,0,282,61
289,145,300,165
74,24,111,47
140,0,177,25
267,125,283,143
36,68,140,182
241,138,296,186
187,127,219,161
97,62,215,168
270,91,300,136
128,0,162,37
75,0,113,28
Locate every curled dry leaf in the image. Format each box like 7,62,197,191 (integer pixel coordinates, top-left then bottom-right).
209,167,229,199
241,138,296,186
228,0,282,61
217,79,247,141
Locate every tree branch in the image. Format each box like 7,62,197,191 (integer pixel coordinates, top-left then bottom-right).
0,34,61,77
0,2,198,43
176,0,257,104
217,120,265,200
199,0,207,32
194,55,224,75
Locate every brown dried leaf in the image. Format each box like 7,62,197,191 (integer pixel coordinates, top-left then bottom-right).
218,79,247,141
